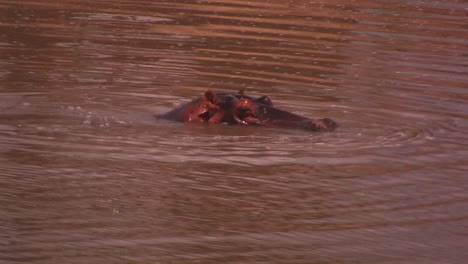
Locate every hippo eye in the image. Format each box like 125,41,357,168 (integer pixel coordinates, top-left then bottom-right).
236,107,253,119
199,110,212,121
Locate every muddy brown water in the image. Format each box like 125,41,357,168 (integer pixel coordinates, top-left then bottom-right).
1,0,468,263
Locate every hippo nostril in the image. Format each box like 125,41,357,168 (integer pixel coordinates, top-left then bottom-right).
310,118,338,131
321,118,338,130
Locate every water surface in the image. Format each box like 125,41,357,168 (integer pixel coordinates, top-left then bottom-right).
1,0,468,263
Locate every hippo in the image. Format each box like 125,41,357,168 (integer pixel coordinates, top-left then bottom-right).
157,89,337,132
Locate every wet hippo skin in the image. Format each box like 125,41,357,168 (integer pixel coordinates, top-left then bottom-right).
157,89,337,132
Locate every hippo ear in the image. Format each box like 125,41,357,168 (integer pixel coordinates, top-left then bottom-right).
203,90,217,104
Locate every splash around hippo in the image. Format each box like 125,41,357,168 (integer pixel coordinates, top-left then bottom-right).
156,89,337,132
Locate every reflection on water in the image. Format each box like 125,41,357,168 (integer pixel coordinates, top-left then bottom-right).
1,0,468,263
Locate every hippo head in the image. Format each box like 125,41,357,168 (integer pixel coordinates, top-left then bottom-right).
158,89,337,132
188,89,267,126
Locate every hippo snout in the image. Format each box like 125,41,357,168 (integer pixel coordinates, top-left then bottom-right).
310,118,338,131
